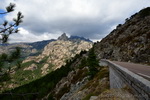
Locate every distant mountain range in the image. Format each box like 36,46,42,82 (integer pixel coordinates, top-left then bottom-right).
25,39,56,50
0,34,92,58
57,33,92,42
69,35,92,42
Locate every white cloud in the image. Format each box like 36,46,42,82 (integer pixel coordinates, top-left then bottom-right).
9,28,61,43
0,0,150,43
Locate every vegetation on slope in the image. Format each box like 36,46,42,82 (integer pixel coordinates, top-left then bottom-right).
0,46,100,100
0,51,79,99
0,48,54,93
82,67,109,100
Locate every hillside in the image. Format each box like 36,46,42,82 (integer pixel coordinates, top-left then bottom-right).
23,33,93,72
95,7,150,65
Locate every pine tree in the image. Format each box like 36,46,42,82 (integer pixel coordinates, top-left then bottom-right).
0,3,24,43
87,47,99,79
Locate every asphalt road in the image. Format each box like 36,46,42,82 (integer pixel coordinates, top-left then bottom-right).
111,61,150,79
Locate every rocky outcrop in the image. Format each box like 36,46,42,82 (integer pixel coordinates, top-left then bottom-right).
49,66,110,100
51,67,88,99
24,39,93,71
41,63,50,75
95,7,150,64
24,63,37,71
58,33,69,41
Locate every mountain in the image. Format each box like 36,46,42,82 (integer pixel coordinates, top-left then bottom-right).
25,39,56,50
0,39,56,58
95,7,150,65
0,34,93,93
58,33,93,42
23,34,93,72
69,35,92,42
58,33,69,41
0,34,91,58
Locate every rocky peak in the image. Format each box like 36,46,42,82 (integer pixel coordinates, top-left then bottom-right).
58,33,69,41
23,35,93,74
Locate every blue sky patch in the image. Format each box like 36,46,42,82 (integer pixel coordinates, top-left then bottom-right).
0,9,6,18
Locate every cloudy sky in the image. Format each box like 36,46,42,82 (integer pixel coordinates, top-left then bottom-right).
0,0,150,43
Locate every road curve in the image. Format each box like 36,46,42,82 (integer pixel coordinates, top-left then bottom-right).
111,61,150,79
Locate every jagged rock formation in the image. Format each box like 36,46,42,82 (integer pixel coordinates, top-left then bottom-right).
95,7,150,64
58,67,109,100
58,33,69,41
23,39,93,73
22,33,93,77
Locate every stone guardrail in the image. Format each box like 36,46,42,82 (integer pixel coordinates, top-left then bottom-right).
100,59,150,100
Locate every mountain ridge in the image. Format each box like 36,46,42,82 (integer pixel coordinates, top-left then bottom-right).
95,7,150,64
0,34,93,57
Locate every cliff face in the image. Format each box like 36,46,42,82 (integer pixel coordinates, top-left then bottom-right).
23,39,93,73
95,7,150,64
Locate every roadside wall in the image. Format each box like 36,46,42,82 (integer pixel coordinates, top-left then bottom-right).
100,59,150,100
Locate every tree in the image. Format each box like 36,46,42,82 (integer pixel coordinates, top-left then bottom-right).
9,47,21,61
0,53,8,72
16,60,22,69
0,3,24,43
0,53,8,61
87,47,99,79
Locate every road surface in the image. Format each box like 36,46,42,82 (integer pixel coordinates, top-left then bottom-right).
111,61,150,80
